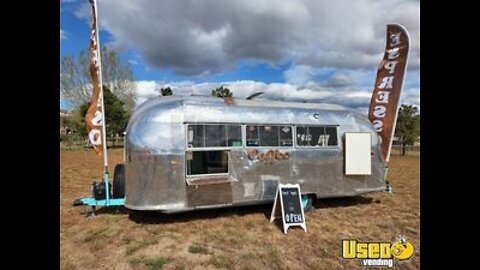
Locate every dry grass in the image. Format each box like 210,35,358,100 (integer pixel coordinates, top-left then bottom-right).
60,149,420,269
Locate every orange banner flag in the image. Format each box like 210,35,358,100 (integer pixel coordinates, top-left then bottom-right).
85,0,104,155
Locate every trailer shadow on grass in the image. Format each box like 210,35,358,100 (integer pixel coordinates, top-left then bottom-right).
125,195,375,224
82,205,129,216
127,203,273,225
312,196,375,209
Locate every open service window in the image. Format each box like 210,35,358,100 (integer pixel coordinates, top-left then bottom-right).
185,124,240,185
345,132,371,175
187,150,229,176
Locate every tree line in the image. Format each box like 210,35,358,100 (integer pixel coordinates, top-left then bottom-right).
60,46,136,112
394,104,420,155
157,85,233,98
60,44,234,139
60,85,129,140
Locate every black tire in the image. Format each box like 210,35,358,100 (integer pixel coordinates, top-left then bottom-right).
113,164,125,198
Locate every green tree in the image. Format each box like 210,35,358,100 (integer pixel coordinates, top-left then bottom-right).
159,86,173,96
68,112,88,138
60,46,136,112
60,110,87,150
80,85,130,139
211,86,233,98
394,104,420,156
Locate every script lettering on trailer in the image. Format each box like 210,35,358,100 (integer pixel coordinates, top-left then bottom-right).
368,24,409,162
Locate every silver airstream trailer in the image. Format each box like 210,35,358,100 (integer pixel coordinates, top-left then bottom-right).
112,96,387,213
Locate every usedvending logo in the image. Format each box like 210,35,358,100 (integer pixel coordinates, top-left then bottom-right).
341,236,415,268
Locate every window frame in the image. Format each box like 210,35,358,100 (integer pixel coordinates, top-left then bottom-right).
186,123,243,151
185,123,340,153
185,123,240,179
244,124,295,149
185,150,231,177
294,125,340,149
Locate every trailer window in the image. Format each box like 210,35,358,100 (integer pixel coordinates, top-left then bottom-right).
259,125,279,146
186,150,229,175
205,125,227,147
296,126,338,147
227,125,242,147
189,125,205,147
280,126,293,146
246,125,260,146
247,125,293,147
188,124,242,148
325,127,338,146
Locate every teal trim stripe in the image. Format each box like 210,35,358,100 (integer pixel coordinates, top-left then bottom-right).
80,197,125,206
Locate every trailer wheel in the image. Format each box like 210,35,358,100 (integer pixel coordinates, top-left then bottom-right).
113,164,125,198
301,194,314,212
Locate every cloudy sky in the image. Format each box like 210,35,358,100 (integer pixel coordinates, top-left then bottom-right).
60,0,420,114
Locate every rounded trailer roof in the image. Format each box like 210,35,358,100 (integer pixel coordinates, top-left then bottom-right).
134,95,348,113
129,96,371,127
126,96,376,153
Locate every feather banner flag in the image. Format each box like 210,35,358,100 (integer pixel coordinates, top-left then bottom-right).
368,24,410,163
85,0,105,155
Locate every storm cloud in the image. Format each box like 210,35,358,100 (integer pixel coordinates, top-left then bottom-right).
90,0,419,76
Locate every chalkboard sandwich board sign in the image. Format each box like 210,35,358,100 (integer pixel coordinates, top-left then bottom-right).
270,184,307,234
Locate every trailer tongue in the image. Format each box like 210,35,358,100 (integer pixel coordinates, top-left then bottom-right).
73,176,125,215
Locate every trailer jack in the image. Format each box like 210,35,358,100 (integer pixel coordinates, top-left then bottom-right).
383,166,392,194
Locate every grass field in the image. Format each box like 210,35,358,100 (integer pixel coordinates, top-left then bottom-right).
60,149,420,270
